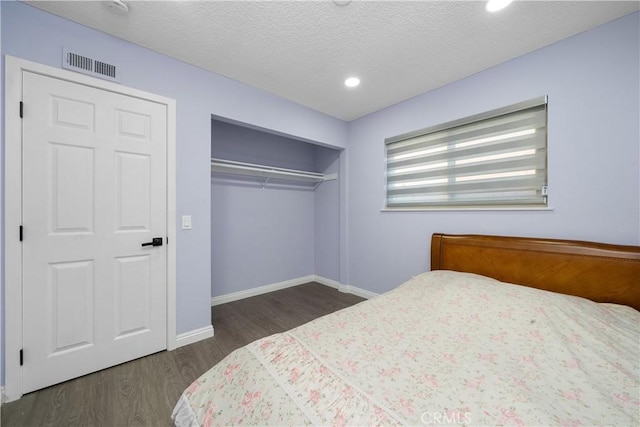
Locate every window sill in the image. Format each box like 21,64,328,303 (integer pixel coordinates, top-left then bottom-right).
381,206,555,212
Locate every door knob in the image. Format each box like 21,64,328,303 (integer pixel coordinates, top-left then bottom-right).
142,237,163,247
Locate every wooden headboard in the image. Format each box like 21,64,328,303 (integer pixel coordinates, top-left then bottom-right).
431,233,640,310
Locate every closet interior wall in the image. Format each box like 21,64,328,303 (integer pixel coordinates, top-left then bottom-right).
211,119,341,299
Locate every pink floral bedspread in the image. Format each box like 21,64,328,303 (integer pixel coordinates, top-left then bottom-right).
173,271,639,426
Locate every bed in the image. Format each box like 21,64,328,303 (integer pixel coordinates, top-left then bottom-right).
173,233,640,426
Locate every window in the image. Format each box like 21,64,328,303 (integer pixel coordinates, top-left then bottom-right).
385,96,547,209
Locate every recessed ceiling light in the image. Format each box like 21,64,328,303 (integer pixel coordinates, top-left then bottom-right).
486,0,513,12
345,77,360,88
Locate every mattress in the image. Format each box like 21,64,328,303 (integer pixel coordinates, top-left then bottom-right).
173,270,640,426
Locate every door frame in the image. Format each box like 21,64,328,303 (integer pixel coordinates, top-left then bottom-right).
4,55,178,402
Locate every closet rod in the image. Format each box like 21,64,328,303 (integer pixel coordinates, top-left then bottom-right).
211,158,336,183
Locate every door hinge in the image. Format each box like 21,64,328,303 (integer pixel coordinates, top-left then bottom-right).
20,349,23,366
19,225,23,242
19,101,23,118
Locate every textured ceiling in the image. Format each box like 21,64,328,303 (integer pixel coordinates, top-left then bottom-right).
25,1,640,121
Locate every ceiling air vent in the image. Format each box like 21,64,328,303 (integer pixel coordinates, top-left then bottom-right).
62,48,120,83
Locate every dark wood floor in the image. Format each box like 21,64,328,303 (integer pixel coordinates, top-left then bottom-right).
1,282,364,427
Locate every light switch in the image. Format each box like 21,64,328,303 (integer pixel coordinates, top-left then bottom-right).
182,215,192,230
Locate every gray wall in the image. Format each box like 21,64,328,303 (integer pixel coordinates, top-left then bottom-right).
345,12,640,294
314,149,341,282
0,1,347,383
0,0,4,392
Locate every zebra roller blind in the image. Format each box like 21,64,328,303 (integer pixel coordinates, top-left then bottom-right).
385,96,548,209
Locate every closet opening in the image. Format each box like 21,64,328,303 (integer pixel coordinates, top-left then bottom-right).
210,117,342,305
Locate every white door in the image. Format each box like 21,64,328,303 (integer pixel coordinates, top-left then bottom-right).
21,71,168,393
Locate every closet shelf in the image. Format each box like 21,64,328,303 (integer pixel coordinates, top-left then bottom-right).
211,158,337,185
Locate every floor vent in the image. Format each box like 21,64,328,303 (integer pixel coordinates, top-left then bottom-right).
62,48,120,83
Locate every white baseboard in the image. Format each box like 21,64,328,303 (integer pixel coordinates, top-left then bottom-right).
312,276,379,299
211,275,378,307
211,275,316,306
339,284,379,300
311,275,345,291
175,325,214,348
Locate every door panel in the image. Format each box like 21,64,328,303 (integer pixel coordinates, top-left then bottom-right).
50,143,95,234
51,95,95,130
48,260,95,354
116,109,150,140
22,71,167,393
116,152,151,231
114,254,151,338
